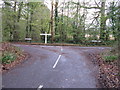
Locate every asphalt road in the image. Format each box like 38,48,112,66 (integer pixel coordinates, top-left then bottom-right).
2,45,110,88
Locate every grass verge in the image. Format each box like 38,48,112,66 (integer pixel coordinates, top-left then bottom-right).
98,47,119,88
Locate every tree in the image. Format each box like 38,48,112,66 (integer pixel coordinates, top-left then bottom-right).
50,0,54,43
2,1,50,42
55,0,58,35
108,2,118,40
100,0,106,41
2,1,15,41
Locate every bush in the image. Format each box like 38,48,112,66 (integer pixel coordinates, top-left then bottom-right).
103,55,118,62
65,38,74,43
54,35,61,42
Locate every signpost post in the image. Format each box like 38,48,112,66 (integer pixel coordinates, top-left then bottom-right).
40,32,51,44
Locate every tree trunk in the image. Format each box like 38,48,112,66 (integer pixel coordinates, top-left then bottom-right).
17,2,23,22
55,1,58,35
73,1,79,43
30,7,34,41
51,1,54,43
25,3,30,38
100,0,106,41
83,2,86,40
66,1,70,39
13,1,18,41
30,7,33,37
60,0,66,42
111,2,117,40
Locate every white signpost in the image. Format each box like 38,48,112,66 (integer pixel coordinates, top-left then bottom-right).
40,32,51,44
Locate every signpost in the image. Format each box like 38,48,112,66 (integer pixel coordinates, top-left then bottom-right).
40,32,51,44
25,38,32,43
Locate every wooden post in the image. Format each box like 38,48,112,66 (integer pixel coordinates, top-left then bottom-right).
40,32,51,44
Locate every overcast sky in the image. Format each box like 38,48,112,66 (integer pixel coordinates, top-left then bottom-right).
0,0,118,9
0,0,118,25
44,0,118,25
44,0,118,10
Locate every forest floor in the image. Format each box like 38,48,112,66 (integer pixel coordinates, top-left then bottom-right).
1,42,28,73
85,49,119,88
1,42,119,88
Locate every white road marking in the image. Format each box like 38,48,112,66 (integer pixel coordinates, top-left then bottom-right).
37,85,43,90
53,55,62,68
40,46,54,48
61,47,63,51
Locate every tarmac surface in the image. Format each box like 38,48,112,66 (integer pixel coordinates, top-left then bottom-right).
2,44,110,88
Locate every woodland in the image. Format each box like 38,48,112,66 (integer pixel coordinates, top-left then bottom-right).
1,0,120,45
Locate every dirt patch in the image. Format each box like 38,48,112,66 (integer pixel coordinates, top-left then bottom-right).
47,49,58,53
98,57,119,88
84,50,119,88
1,42,28,73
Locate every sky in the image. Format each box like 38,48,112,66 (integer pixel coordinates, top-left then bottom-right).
44,0,119,25
44,0,118,10
0,0,118,25
0,0,118,9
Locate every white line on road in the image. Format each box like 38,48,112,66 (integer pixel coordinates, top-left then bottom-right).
40,46,54,48
61,47,63,51
53,55,62,68
37,85,43,90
